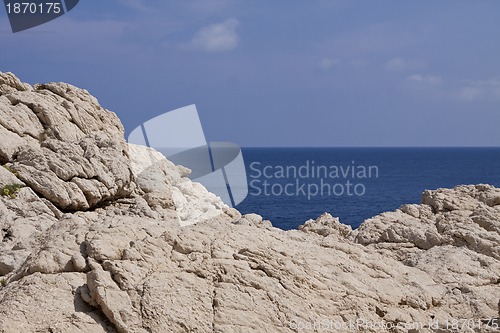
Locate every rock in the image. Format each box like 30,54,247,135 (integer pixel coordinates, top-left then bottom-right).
0,185,59,275
2,207,498,333
0,273,114,333
353,208,443,250
233,213,272,228
86,259,146,333
422,184,498,212
0,71,135,210
355,185,500,260
0,164,24,188
1,72,499,333
299,212,352,237
0,71,31,94
0,250,30,276
128,143,230,226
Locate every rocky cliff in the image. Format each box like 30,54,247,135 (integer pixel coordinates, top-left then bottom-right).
0,71,499,332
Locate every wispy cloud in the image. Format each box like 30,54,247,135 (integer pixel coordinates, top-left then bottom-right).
385,57,407,71
349,58,368,67
189,18,239,53
385,57,425,72
407,74,443,86
319,22,422,60
458,87,483,101
317,58,340,71
457,77,500,101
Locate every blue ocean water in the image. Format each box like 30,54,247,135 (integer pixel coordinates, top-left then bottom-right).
235,148,500,230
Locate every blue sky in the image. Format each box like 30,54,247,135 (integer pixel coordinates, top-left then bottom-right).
1,0,499,147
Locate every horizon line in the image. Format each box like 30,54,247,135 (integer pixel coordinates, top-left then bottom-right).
238,146,500,149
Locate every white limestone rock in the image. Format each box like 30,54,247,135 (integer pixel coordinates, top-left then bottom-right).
0,72,499,333
422,184,499,212
233,213,272,228
128,143,229,226
1,207,498,333
299,212,352,237
354,185,500,261
0,71,135,211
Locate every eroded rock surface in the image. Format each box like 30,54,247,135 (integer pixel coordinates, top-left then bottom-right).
353,185,500,261
128,143,229,226
1,72,499,333
0,71,231,278
0,71,135,211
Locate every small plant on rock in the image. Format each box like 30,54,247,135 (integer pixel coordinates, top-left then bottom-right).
1,184,23,199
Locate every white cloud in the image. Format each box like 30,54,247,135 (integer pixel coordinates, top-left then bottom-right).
318,58,340,70
386,57,425,71
458,87,483,101
494,87,500,98
349,58,367,67
190,18,239,52
385,57,406,71
457,77,500,101
407,74,443,86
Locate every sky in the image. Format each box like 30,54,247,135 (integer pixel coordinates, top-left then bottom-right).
1,0,499,147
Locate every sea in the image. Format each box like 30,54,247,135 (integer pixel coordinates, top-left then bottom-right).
235,148,500,230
